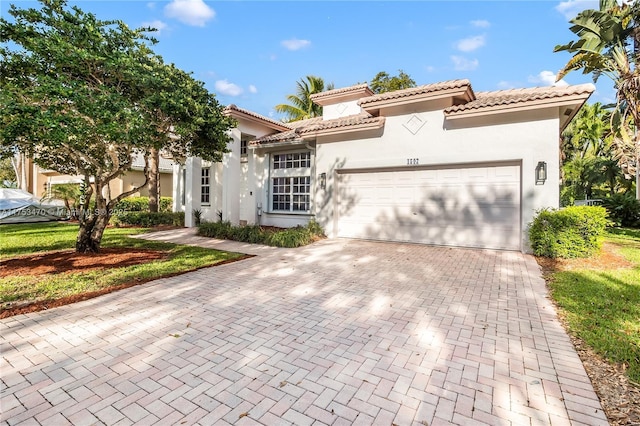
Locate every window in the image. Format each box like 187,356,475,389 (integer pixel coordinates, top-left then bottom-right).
272,177,311,211
181,168,186,206
201,167,210,204
273,152,311,169
270,151,312,213
240,139,248,157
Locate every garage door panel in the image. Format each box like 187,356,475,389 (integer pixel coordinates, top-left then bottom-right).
337,164,521,250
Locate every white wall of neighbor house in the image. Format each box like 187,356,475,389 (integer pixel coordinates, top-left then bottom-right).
313,108,561,251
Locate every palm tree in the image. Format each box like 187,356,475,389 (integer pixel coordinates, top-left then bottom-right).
274,76,334,122
555,0,640,199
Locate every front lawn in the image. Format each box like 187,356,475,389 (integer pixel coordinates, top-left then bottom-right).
544,227,640,383
0,222,244,313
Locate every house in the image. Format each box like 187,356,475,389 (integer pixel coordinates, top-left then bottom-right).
174,79,593,252
20,154,174,199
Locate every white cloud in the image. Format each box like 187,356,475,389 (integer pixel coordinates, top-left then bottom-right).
528,70,569,87
451,56,479,71
215,80,243,96
248,85,258,94
470,19,490,28
147,2,156,9
281,38,311,51
555,0,598,20
164,0,215,27
141,20,168,34
497,81,517,90
455,35,485,52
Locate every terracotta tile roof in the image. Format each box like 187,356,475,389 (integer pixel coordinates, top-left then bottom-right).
358,79,472,106
444,84,595,115
251,114,384,145
309,83,373,102
224,104,292,130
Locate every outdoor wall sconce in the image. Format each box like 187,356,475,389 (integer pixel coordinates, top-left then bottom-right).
535,161,547,185
319,172,327,190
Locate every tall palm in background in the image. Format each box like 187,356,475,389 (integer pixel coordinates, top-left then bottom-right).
275,76,334,122
561,102,624,202
555,0,640,199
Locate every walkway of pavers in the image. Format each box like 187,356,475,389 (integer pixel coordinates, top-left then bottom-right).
1,229,607,425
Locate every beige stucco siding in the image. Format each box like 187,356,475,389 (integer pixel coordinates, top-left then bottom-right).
314,108,560,251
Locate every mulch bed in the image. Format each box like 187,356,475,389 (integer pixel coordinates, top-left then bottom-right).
0,248,167,277
536,242,640,425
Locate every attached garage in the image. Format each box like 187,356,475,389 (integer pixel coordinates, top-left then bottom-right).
335,162,521,250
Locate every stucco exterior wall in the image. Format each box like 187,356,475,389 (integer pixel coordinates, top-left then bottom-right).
323,100,363,120
314,108,560,251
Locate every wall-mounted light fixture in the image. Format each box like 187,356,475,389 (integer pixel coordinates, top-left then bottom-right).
319,172,327,190
535,161,547,185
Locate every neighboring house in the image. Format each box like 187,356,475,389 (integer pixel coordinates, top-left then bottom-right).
175,79,593,252
23,154,174,199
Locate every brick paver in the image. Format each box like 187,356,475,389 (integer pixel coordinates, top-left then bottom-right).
1,229,607,425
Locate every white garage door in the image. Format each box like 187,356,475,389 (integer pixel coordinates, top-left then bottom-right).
336,163,521,250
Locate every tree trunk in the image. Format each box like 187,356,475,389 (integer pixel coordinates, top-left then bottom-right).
148,147,159,213
636,155,640,200
75,179,111,253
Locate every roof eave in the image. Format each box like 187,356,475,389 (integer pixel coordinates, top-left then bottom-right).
444,94,593,123
300,118,386,138
359,87,473,112
249,138,308,150
224,108,291,132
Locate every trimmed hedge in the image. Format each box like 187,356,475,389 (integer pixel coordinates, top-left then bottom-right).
114,196,172,213
111,212,185,227
198,221,324,248
528,206,609,258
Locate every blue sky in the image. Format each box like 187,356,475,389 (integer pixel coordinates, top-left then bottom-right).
2,0,613,118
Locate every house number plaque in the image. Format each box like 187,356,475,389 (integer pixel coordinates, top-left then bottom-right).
406,158,419,165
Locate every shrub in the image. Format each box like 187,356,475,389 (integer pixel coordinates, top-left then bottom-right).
197,220,324,248
111,212,185,227
528,206,609,258
114,196,173,213
600,194,640,228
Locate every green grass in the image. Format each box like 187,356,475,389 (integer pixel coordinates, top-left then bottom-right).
0,222,243,308
547,227,640,383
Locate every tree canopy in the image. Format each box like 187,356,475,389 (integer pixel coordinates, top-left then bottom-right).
274,76,334,122
555,0,640,199
369,70,416,94
0,0,234,252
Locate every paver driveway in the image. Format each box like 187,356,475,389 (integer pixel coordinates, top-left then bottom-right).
1,230,607,425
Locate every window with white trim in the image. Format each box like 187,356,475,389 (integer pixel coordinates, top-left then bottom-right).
270,151,311,213
240,139,248,157
201,167,210,204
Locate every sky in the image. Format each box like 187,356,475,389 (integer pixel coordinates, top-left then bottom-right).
1,0,614,119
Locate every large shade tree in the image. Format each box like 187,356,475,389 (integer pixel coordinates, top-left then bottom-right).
274,76,334,122
0,0,234,252
369,70,416,94
555,0,640,199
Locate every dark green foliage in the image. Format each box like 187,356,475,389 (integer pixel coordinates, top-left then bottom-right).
0,0,232,252
370,70,416,94
198,221,324,248
600,194,640,227
114,197,172,213
111,212,184,227
529,206,610,258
